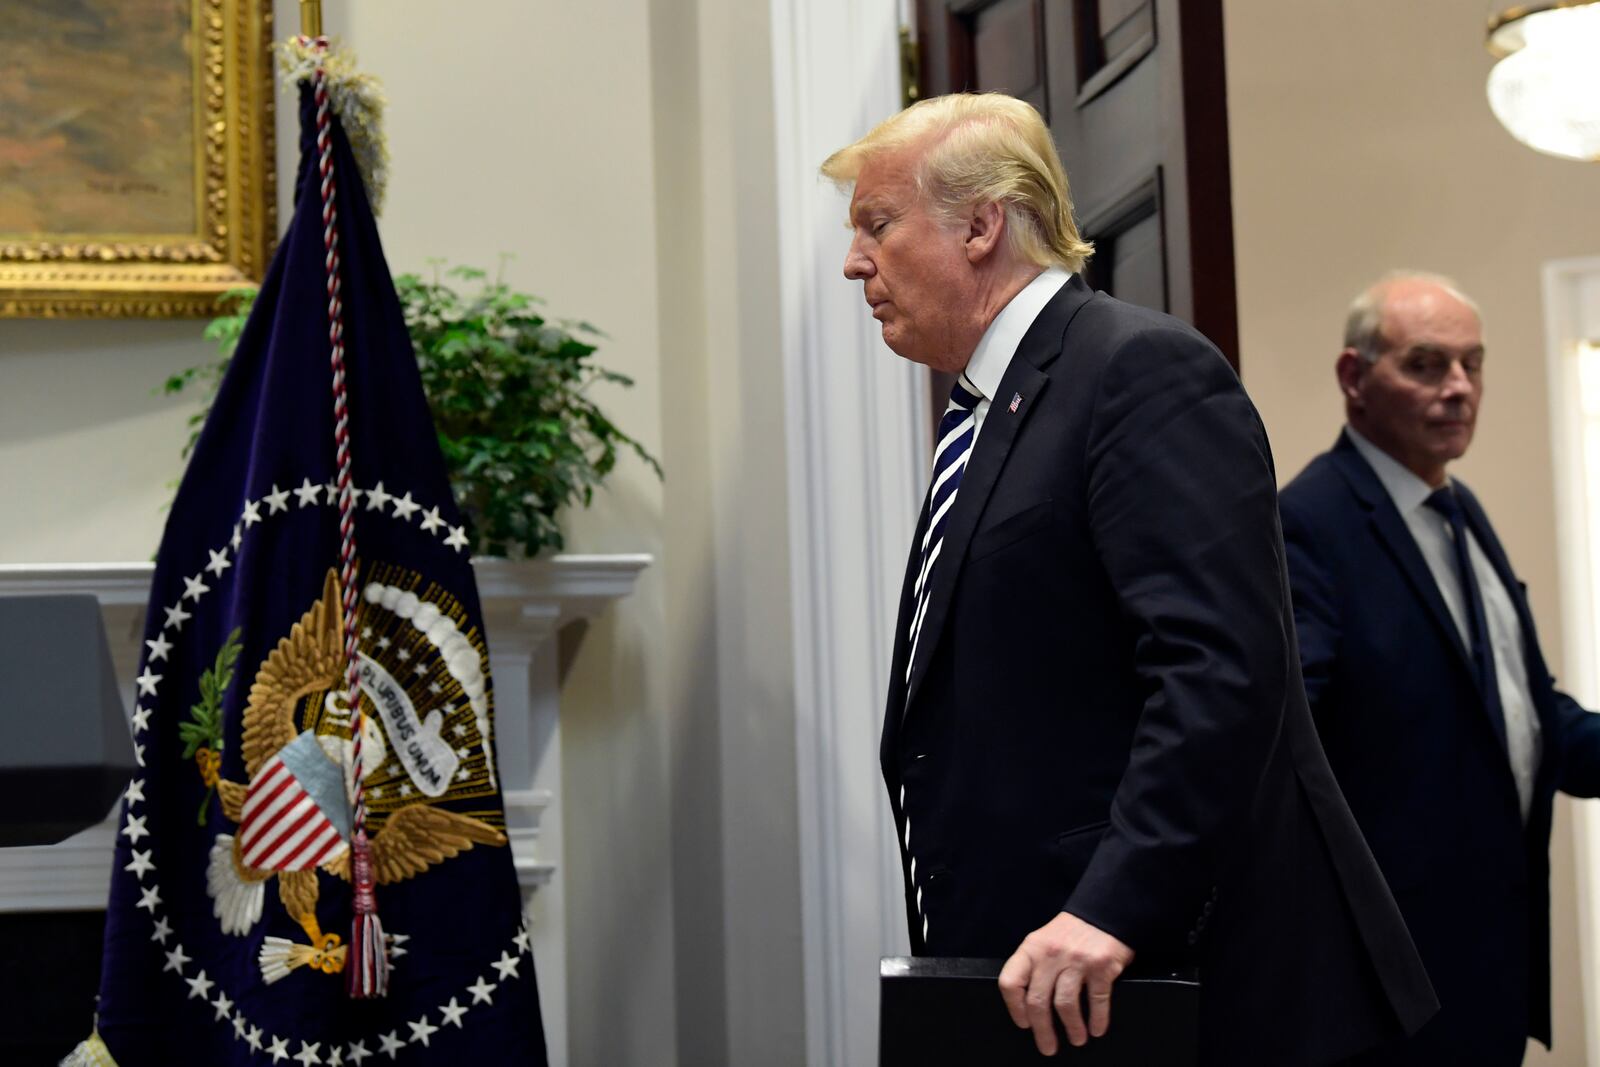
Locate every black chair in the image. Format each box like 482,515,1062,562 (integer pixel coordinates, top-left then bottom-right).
880,956,1199,1066
0,594,134,846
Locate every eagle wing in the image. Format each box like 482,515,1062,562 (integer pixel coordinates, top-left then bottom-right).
345,805,508,885
241,568,346,776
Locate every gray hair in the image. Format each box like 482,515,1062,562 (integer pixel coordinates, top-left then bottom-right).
1344,271,1483,363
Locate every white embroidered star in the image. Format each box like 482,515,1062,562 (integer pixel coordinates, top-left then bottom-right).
184,969,213,1000
397,783,413,798
131,706,151,733
376,636,391,650
163,945,191,973
182,573,210,602
135,742,146,767
136,885,161,912
293,1040,322,1065
387,933,409,960
233,1013,248,1038
419,507,445,534
439,996,468,1028
445,526,470,552
125,849,154,879
205,548,232,577
361,625,373,639
264,484,291,514
395,647,410,662
123,814,149,842
145,634,173,662
212,991,233,1021
295,478,323,507
241,499,262,527
267,1034,290,1063
377,1031,404,1060
150,917,173,944
126,777,146,804
367,786,383,799
325,479,339,501
413,662,428,677
435,684,449,698
455,747,469,759
466,975,497,1005
346,1040,369,1064
246,1026,264,1053
348,486,365,507
326,1048,344,1067
456,768,471,782
365,482,393,512
491,950,521,980
230,523,243,550
135,666,162,696
163,602,191,631
407,1016,438,1048
391,492,421,521
514,928,531,954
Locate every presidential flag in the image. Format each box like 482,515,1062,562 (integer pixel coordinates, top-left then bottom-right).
74,39,547,1066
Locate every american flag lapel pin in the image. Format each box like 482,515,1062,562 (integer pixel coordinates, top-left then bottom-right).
1009,392,1023,413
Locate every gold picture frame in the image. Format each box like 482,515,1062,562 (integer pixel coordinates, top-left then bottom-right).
0,0,276,318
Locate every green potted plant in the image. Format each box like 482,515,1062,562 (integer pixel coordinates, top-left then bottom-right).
165,264,659,557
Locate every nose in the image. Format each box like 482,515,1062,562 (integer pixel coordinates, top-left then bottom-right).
843,233,873,281
1440,359,1474,399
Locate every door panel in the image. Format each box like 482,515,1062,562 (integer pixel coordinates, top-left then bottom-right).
916,0,1237,371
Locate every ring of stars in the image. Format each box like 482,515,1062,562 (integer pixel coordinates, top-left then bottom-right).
118,474,519,1061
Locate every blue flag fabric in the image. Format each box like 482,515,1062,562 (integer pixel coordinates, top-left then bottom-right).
93,80,547,1065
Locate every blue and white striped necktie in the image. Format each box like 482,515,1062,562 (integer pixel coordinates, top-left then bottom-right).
906,375,984,680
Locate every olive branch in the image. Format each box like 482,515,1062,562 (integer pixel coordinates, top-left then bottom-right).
179,627,242,825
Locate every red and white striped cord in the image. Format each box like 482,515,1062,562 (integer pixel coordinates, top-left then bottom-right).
302,34,388,998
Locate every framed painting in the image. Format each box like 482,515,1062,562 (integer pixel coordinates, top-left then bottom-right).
0,0,276,318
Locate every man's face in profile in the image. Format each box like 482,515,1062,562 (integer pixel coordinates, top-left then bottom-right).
842,146,976,373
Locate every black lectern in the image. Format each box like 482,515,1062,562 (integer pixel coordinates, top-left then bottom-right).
880,957,1199,1066
0,594,134,846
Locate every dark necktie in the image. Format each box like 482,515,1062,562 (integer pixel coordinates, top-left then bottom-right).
1425,485,1506,744
905,375,984,681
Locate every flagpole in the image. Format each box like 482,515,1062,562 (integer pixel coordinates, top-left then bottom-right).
300,0,322,38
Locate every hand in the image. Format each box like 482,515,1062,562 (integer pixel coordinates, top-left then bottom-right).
997,911,1135,1056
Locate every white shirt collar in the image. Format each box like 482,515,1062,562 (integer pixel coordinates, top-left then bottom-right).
963,267,1072,401
1344,425,1440,516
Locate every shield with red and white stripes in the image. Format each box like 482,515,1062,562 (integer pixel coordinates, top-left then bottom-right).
238,729,352,871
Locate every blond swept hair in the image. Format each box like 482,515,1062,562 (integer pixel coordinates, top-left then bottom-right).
821,93,1094,273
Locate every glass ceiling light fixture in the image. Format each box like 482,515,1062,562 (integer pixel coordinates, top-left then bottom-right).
1487,2,1600,161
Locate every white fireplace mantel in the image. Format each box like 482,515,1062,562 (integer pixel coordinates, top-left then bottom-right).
0,553,648,1067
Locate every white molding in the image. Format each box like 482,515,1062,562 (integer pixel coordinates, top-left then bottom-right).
769,3,924,1064
0,554,647,1067
1542,255,1600,1067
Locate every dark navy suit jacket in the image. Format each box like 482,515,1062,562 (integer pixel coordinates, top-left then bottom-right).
882,277,1436,1066
1280,434,1600,1064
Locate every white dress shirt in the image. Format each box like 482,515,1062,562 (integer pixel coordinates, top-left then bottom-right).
959,266,1072,433
1346,427,1542,817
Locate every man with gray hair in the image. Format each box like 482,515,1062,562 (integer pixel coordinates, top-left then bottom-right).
1280,272,1600,1064
824,94,1434,1065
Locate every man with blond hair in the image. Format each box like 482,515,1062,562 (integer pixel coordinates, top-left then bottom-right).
824,94,1435,1065
1280,272,1600,1064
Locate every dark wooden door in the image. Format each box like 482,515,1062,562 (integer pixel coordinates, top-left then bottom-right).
915,0,1238,371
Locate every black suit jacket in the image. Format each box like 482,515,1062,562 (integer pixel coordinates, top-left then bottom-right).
1280,434,1600,1064
882,277,1436,1067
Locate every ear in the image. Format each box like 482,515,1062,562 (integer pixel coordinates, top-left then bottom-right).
964,201,1005,264
1335,349,1366,403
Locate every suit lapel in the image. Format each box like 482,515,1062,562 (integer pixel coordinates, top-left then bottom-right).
900,276,1093,716
1329,438,1479,687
